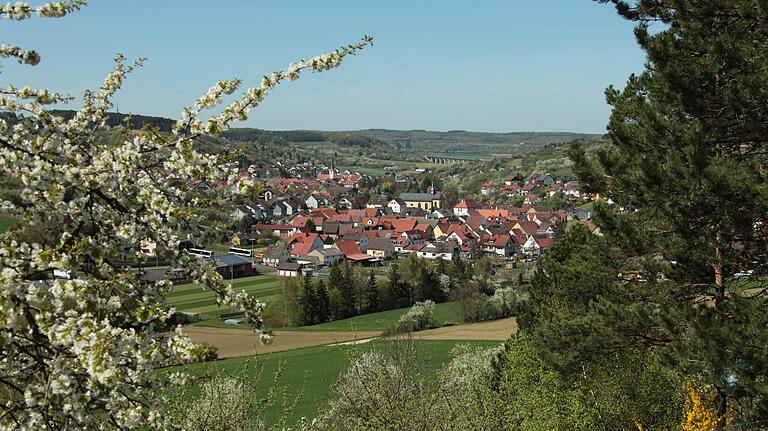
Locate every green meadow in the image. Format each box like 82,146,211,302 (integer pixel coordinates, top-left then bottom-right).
173,339,502,426
288,301,462,333
0,215,17,234
168,275,283,320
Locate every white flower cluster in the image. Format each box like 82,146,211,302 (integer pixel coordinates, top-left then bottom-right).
0,0,84,20
0,43,40,65
0,6,370,429
386,300,436,334
0,2,31,20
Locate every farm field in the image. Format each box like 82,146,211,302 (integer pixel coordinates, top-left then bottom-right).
184,316,517,358
175,339,503,426
168,275,283,320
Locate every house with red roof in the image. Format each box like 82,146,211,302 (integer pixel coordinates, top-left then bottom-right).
511,221,539,239
522,235,554,258
502,183,523,196
481,233,515,257
287,233,324,258
524,193,539,205
480,182,496,196
453,199,483,217
334,239,373,263
252,224,295,239
392,218,419,234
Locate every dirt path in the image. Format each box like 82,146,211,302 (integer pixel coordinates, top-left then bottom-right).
184,326,381,358
184,317,518,359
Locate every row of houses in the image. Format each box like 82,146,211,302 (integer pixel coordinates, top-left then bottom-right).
252,199,598,275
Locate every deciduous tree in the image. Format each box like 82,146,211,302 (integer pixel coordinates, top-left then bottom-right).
0,3,372,428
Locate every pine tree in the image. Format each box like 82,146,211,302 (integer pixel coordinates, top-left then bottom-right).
536,1,768,423
327,263,345,320
299,274,317,325
417,264,443,302
315,279,330,323
339,261,357,318
365,269,379,313
388,261,411,308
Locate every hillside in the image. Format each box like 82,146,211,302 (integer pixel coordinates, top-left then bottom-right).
17,110,603,173
349,129,603,155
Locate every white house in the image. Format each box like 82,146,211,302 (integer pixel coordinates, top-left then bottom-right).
416,241,460,261
388,198,405,214
453,199,482,217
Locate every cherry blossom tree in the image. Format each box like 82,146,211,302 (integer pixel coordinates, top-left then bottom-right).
0,2,372,429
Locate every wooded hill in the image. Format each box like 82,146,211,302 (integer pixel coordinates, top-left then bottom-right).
349,129,603,155
20,110,602,160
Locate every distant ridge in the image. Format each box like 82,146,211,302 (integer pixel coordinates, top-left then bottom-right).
16,110,602,154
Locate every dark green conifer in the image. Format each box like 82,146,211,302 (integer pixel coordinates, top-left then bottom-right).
530,1,768,422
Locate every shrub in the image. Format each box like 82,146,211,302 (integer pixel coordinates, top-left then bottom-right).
168,362,308,431
457,285,523,323
384,300,436,335
487,287,523,320
437,344,506,430
323,342,437,431
175,376,259,431
190,342,219,363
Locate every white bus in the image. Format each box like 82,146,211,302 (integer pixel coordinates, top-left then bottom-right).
187,248,214,258
228,247,253,257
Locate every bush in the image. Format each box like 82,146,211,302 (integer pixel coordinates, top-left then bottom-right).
457,285,523,323
189,342,219,363
384,300,436,335
323,342,436,431
322,340,507,430
487,287,523,320
168,362,309,431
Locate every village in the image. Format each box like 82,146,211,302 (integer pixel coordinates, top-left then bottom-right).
174,162,601,282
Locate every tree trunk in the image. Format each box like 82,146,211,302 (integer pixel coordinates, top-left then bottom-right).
715,388,727,430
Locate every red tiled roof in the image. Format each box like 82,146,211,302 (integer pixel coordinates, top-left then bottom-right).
334,240,372,261
536,236,554,249
454,199,483,209
511,229,528,245
483,234,511,247
291,240,317,257
392,218,418,233
475,209,509,218
253,224,293,231
514,221,539,237
287,232,319,246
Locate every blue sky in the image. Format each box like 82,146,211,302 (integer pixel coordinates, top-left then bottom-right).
1,1,645,133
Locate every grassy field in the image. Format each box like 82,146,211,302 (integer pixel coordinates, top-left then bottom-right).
0,215,17,234
290,301,463,332
170,271,466,333
175,339,501,426
168,275,283,320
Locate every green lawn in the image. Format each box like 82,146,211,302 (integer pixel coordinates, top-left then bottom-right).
168,275,283,320
174,339,501,426
0,215,17,234
289,301,462,333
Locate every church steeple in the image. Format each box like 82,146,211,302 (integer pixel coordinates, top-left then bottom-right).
329,158,335,180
